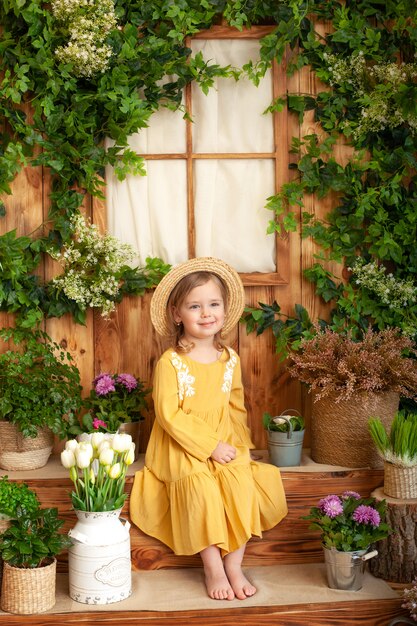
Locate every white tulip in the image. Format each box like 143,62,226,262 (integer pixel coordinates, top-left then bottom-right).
98,439,111,454
112,433,132,453
75,447,93,469
65,439,78,452
124,444,135,466
91,431,105,449
78,441,93,458
61,449,76,469
108,462,122,479
99,447,114,466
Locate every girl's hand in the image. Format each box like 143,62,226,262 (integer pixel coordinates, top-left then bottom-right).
211,441,237,464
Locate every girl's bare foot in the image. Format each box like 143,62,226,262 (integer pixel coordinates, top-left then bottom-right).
200,545,235,601
224,544,256,600
204,567,235,600
224,561,256,600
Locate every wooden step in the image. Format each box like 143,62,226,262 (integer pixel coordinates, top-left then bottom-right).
10,452,386,572
0,594,406,625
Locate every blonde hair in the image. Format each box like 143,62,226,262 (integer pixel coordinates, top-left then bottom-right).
167,271,227,352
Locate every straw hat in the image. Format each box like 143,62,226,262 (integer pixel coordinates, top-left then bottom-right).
150,257,245,337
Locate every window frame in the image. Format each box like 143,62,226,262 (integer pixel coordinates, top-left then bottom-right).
129,26,291,286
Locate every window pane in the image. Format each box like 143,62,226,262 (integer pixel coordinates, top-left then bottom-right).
105,160,188,265
125,105,186,154
191,39,274,153
194,159,276,272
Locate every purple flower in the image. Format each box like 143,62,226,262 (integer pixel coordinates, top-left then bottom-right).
318,495,343,518
116,373,138,391
342,490,361,500
352,505,381,527
93,373,110,385
94,374,115,396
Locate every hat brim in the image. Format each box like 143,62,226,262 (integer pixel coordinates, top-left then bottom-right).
150,257,245,337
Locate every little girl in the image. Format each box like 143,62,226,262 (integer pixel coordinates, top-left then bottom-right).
130,257,287,601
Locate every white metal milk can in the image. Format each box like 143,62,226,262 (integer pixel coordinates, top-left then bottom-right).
68,508,132,605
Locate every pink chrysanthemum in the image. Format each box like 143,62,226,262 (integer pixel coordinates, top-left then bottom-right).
95,374,115,396
93,372,109,383
342,490,361,500
352,505,381,527
92,418,107,430
318,495,343,518
116,373,137,391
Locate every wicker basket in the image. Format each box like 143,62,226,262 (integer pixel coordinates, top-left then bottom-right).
0,422,53,471
0,517,12,593
311,391,399,468
384,462,417,499
1,559,56,614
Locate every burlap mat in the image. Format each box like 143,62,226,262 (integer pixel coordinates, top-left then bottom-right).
18,563,398,614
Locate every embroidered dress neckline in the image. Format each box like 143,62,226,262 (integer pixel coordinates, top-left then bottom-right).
181,349,230,366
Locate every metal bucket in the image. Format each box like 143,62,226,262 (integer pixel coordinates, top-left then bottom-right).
323,546,378,591
267,415,305,467
68,509,132,605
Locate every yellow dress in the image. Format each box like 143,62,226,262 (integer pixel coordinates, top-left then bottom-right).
130,347,287,556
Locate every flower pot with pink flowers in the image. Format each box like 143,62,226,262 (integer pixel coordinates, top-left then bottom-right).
302,491,391,591
69,372,150,458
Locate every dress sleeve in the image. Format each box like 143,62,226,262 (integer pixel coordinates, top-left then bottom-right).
152,357,220,461
229,355,255,449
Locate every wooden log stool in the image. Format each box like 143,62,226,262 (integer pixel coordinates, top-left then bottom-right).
369,487,417,583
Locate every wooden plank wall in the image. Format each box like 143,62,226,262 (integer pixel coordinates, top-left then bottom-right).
0,26,350,453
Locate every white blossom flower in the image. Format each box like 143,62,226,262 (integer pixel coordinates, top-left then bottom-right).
61,449,76,468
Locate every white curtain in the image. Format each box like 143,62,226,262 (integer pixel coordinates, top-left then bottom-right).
105,39,276,272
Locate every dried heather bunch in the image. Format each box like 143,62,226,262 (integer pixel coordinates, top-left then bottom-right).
403,579,417,622
287,327,417,402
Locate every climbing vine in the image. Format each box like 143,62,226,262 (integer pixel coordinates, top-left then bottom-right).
0,0,416,335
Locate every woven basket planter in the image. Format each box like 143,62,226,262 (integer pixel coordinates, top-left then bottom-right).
0,423,54,471
0,517,12,594
311,391,399,468
384,462,417,499
1,558,56,614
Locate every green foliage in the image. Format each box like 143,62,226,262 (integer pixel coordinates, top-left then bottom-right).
263,412,305,432
0,230,44,328
0,327,83,438
0,0,416,342
0,476,40,519
0,505,71,568
369,410,417,467
242,302,315,359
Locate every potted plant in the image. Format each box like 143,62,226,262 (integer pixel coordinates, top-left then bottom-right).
287,327,417,468
302,491,391,591
0,504,72,614
61,432,135,604
0,327,83,470
69,372,149,459
369,410,417,499
0,477,40,590
263,410,305,467
0,476,40,527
